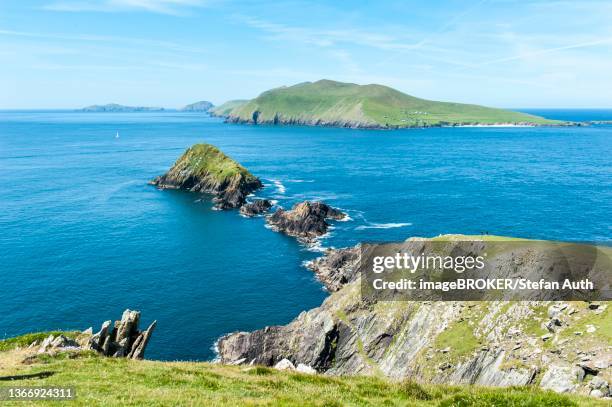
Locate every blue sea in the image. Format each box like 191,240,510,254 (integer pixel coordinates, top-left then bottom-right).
1,109,611,360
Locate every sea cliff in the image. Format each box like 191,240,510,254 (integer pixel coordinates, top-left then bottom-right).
217,235,611,398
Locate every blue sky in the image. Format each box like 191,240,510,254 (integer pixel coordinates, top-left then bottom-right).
1,0,611,108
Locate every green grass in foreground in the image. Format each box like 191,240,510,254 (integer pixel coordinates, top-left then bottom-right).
0,351,605,406
0,332,79,352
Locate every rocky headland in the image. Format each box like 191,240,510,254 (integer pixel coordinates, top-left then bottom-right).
217,236,611,399
266,201,347,243
150,144,263,209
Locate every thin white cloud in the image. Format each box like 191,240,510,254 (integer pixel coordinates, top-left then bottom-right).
0,28,208,54
43,0,207,15
237,15,424,51
476,37,612,66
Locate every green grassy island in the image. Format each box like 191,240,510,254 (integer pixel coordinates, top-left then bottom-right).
219,79,565,128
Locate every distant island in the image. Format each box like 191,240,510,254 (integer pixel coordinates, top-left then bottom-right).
180,100,214,112
213,79,566,128
80,103,166,112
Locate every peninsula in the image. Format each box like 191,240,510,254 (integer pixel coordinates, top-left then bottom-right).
216,79,565,128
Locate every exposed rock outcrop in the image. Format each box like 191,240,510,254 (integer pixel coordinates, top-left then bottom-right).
30,310,156,361
305,246,360,291
88,309,156,359
217,236,611,397
151,144,263,209
266,201,346,242
240,199,272,217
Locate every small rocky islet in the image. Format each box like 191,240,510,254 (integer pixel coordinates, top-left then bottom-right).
150,143,347,242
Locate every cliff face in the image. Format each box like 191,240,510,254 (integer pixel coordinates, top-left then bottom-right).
217,236,611,398
151,144,262,209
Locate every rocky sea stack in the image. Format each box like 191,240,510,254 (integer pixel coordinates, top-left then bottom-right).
267,201,347,242
151,144,263,209
240,199,273,217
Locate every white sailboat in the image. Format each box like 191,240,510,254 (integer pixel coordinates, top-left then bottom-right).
115,131,120,139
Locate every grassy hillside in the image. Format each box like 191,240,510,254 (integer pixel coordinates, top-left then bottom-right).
0,339,603,406
164,143,259,186
227,79,563,128
210,99,249,116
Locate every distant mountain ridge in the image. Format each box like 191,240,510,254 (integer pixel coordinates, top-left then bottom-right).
216,79,565,128
80,104,166,112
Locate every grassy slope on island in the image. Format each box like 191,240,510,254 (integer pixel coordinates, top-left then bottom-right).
0,342,602,407
159,143,259,186
210,99,249,116
228,80,562,127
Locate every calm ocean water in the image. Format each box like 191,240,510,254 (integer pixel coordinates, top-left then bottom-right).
1,109,611,360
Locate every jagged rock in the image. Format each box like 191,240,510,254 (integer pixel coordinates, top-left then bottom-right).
88,309,156,360
274,359,296,371
540,366,577,393
37,334,79,354
306,246,360,291
589,376,609,397
267,201,346,242
151,144,263,209
37,335,55,354
127,321,157,360
240,199,272,217
590,389,604,398
296,363,317,374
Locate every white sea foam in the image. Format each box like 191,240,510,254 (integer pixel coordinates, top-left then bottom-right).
356,222,412,230
286,179,315,183
272,179,286,194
